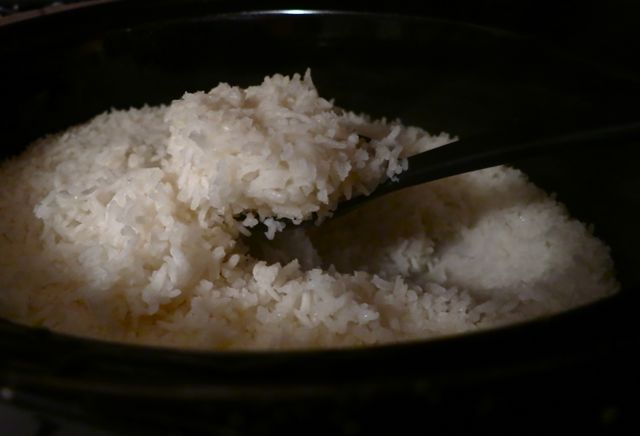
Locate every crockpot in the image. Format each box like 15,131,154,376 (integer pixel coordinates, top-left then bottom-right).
1,1,638,434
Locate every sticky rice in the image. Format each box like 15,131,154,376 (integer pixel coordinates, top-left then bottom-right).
0,72,618,349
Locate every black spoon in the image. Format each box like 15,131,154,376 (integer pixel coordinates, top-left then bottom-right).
336,122,640,216
251,122,640,232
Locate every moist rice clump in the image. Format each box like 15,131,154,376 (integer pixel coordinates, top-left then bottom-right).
0,71,618,349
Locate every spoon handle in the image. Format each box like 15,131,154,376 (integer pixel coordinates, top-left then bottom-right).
336,122,640,216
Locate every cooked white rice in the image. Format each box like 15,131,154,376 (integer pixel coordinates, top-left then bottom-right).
0,71,618,349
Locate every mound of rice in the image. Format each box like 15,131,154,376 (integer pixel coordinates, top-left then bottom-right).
0,71,618,349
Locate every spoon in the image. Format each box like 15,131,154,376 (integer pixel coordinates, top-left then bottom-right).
252,122,640,232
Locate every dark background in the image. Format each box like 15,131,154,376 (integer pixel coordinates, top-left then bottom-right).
2,0,640,80
1,1,639,435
